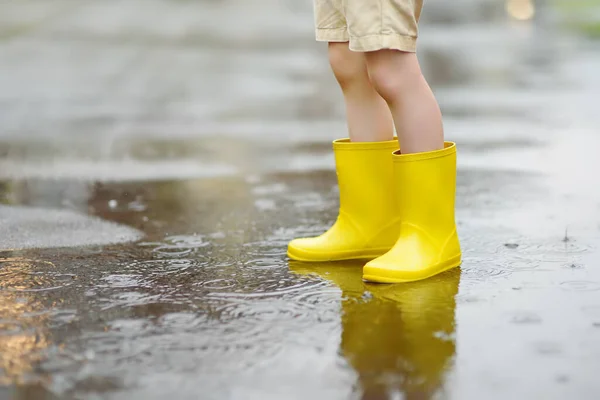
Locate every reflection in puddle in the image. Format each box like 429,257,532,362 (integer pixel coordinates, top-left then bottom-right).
290,261,459,399
0,258,55,386
0,259,73,292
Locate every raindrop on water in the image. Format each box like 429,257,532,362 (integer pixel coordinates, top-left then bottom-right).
510,312,542,325
561,281,600,292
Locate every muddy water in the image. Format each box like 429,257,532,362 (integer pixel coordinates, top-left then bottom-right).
1,0,600,399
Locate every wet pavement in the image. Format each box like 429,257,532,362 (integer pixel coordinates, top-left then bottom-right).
1,0,600,399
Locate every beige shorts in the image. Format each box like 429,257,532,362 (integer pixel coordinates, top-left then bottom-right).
313,0,423,52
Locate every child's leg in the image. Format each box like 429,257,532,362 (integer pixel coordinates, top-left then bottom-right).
288,2,401,263
328,42,394,142
337,2,461,282
366,50,444,154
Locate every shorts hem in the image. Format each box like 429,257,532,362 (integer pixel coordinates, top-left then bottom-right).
349,33,417,52
316,27,349,43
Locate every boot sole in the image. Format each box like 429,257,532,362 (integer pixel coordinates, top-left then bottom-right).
363,255,462,283
287,247,391,262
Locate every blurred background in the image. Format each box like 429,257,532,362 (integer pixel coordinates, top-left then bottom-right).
1,1,600,399
0,0,598,182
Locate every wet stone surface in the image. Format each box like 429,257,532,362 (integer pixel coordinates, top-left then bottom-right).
1,0,600,399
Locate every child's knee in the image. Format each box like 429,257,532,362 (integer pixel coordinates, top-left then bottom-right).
366,51,420,103
328,42,366,87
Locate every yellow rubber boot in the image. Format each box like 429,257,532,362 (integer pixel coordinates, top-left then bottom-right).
287,138,400,262
363,142,462,283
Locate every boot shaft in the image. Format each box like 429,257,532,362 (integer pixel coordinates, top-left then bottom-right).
392,142,458,244
333,138,399,224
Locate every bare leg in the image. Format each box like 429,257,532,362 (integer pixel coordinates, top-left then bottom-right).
328,42,394,142
365,50,444,153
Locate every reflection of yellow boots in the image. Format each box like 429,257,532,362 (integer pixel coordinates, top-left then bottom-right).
289,260,460,398
364,142,462,283
288,138,400,262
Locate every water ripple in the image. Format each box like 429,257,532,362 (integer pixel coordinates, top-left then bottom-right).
141,234,212,258
459,259,514,283
0,258,76,292
208,280,328,299
560,281,600,292
125,259,199,275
